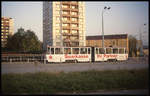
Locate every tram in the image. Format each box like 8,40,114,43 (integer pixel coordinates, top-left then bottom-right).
46,46,128,63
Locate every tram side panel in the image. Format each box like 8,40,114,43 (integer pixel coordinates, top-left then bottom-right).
117,54,128,61
94,47,128,61
46,54,65,62
64,54,91,62
46,47,92,63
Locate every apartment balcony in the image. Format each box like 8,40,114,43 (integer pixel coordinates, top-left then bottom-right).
71,27,79,30
62,32,78,36
62,2,70,5
63,39,71,42
62,14,70,17
63,39,79,43
62,26,71,30
71,33,78,36
70,1,78,5
71,8,78,11
62,7,70,11
62,20,70,23
71,39,79,42
62,32,71,36
71,20,78,24
71,14,78,18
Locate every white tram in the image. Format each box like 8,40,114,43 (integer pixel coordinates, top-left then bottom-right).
94,47,128,62
46,46,128,63
46,46,91,62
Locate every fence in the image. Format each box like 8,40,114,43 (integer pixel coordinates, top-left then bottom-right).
1,54,46,64
1,54,148,64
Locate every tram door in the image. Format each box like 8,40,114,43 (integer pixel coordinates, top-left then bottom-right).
91,47,95,62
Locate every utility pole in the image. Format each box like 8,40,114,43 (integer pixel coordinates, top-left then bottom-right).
101,6,111,48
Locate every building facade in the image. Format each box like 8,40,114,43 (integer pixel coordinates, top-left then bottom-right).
43,1,86,50
86,34,129,52
1,17,14,47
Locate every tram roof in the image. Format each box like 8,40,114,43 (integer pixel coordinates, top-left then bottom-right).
86,34,128,40
47,46,126,49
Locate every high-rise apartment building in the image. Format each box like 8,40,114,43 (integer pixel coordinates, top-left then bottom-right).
1,17,14,47
43,1,86,50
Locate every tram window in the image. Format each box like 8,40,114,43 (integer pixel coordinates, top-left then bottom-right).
47,47,50,53
72,48,79,54
119,48,124,54
51,48,54,54
106,48,112,54
99,48,105,54
96,48,99,54
64,48,71,54
55,48,63,54
113,48,118,54
80,48,87,54
88,48,90,54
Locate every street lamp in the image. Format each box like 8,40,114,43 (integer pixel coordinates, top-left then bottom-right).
102,6,111,48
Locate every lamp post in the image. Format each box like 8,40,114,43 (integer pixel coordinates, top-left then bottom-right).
102,6,111,48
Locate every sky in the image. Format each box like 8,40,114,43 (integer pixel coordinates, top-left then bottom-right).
1,1,149,45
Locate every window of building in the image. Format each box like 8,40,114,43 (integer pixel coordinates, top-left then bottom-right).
55,11,59,15
62,5,69,8
71,17,77,21
62,17,68,21
62,30,68,33
62,23,69,27
56,23,59,26
71,24,77,27
56,4,59,8
56,30,60,35
72,30,77,34
71,11,77,15
63,11,69,15
56,17,60,21
80,36,83,40
56,35,60,39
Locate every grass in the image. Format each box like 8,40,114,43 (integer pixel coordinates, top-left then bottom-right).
2,69,149,94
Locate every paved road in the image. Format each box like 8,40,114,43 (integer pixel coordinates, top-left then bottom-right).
2,58,148,74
